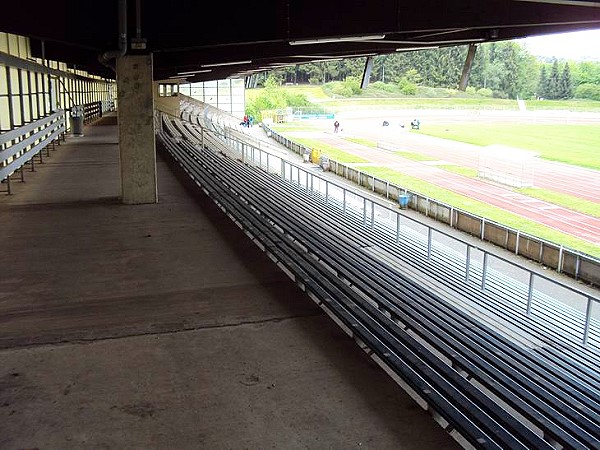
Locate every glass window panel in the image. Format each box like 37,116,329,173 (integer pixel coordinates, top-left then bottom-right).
21,71,29,94
9,68,20,94
0,97,9,130
18,36,29,58
0,69,8,95
0,33,8,52
8,34,19,56
22,95,31,122
11,97,22,126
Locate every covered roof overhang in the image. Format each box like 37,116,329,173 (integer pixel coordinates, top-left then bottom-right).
2,0,599,82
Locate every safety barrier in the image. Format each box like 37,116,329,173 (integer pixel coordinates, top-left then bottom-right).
0,110,66,194
263,124,600,287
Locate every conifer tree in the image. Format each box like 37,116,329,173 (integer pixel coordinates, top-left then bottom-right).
547,58,561,99
537,65,547,98
560,61,573,99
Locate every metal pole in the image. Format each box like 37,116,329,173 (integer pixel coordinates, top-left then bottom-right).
526,272,535,315
465,246,471,282
363,197,367,225
427,228,432,260
396,213,401,243
481,252,488,291
370,201,375,229
515,230,520,255
325,181,329,205
558,245,564,274
582,298,593,346
481,218,485,240
343,189,346,214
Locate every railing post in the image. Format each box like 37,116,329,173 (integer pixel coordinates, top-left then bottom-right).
396,213,401,243
343,189,346,215
515,230,520,255
370,201,375,229
465,246,471,282
481,218,485,240
427,227,432,260
558,245,564,274
363,197,367,225
582,298,593,346
325,181,329,205
481,252,488,291
526,272,535,315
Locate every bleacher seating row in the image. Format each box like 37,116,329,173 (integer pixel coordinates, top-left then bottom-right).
156,114,599,450
171,114,600,358
1,110,66,194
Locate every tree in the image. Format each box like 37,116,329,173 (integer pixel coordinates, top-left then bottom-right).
559,62,573,99
537,65,548,98
547,58,561,99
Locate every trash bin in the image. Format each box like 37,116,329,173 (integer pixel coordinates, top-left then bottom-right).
71,105,84,136
320,155,330,171
398,194,410,209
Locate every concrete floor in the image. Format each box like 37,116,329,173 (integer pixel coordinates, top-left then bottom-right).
0,115,458,449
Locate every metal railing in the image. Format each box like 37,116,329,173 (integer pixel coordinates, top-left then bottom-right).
264,124,600,288
185,121,599,347
1,110,66,194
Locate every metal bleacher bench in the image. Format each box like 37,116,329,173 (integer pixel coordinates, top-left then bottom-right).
156,114,600,450
0,110,66,194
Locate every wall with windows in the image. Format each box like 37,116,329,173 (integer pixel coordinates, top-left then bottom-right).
177,79,245,119
0,32,115,133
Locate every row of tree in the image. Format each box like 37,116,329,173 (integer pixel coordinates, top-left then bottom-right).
256,41,600,100
537,60,572,100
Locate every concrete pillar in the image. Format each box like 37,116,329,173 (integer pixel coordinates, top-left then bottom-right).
116,54,158,204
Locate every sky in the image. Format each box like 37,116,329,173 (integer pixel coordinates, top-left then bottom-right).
514,29,600,61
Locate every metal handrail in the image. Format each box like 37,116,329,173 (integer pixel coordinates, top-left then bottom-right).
192,120,599,346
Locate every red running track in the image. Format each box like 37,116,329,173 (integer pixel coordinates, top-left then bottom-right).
297,130,600,246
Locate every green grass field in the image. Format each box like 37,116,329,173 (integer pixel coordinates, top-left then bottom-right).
414,123,600,170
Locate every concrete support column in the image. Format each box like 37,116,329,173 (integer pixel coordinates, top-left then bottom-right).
117,54,158,204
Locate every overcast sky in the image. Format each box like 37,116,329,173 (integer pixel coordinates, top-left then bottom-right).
514,29,600,61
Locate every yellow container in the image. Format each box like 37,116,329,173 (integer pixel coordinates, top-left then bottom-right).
310,148,321,164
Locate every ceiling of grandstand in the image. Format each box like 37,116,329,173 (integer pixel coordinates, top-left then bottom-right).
2,0,600,82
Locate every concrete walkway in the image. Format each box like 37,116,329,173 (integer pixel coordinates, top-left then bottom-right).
0,115,458,449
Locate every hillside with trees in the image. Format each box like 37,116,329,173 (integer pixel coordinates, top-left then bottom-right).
247,42,600,101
